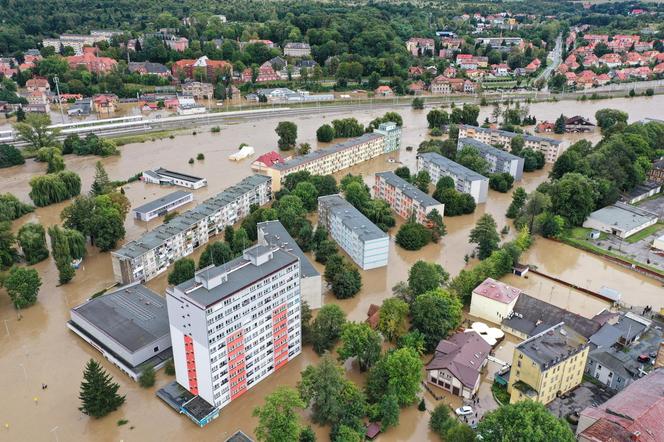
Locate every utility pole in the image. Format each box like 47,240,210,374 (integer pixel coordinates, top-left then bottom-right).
53,76,65,124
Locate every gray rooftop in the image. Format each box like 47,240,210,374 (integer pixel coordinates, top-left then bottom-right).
517,323,588,369
458,137,522,162
270,133,383,172
318,194,388,242
176,245,298,308
115,175,270,259
588,348,633,380
459,124,562,146
133,190,192,215
154,167,204,184
417,151,488,182
71,284,169,352
375,171,442,208
257,220,319,278
587,202,658,233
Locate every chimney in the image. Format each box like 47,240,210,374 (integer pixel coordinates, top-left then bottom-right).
631,431,641,441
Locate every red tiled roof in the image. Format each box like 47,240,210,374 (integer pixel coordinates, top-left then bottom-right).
579,418,634,442
254,151,284,167
579,369,664,442
472,277,521,304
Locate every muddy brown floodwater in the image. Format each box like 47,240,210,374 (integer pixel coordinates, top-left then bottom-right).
1,95,663,442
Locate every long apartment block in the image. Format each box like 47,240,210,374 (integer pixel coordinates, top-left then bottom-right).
262,122,401,191
458,124,563,163
318,194,389,270
458,137,524,180
112,175,272,285
166,244,302,409
416,152,489,204
374,171,445,225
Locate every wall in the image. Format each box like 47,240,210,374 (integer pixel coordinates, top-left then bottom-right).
469,293,518,326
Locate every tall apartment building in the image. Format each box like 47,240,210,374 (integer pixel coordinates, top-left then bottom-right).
374,171,445,225
458,137,524,181
166,244,302,409
507,322,589,405
262,125,401,191
111,175,272,285
318,195,389,270
42,33,114,55
416,152,489,203
458,125,563,163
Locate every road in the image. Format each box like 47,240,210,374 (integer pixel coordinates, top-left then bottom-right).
536,33,563,88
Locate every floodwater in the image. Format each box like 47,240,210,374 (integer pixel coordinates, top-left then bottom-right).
1,95,663,442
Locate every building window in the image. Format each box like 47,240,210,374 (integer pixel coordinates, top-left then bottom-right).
154,346,159,352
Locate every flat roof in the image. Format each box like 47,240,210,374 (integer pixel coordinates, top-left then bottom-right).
417,152,488,182
257,220,319,278
458,137,522,162
459,124,562,146
587,202,658,233
71,284,169,353
115,175,270,259
175,246,298,308
625,181,661,199
133,190,192,215
517,323,587,369
375,171,442,208
472,277,521,304
154,167,204,183
318,194,388,242
270,133,383,171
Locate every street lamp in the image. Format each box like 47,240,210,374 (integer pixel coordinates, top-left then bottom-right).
53,76,66,124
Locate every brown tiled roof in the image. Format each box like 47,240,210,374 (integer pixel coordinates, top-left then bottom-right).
426,331,491,388
579,418,633,442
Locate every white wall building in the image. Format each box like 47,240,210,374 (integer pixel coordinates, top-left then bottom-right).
469,278,522,325
583,202,658,239
112,175,272,284
166,245,301,409
318,194,389,270
142,168,207,189
416,152,489,203
133,190,194,222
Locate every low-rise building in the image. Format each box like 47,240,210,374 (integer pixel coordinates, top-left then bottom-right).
133,190,194,222
416,152,489,204
406,38,435,56
43,32,114,55
92,94,118,115
67,283,172,380
577,368,664,442
283,42,311,57
621,181,662,204
25,78,50,93
458,125,563,163
583,202,658,239
261,130,398,191
470,278,521,325
257,220,322,309
111,175,272,284
181,81,214,99
66,48,117,74
425,331,491,399
142,168,207,189
564,115,595,132
251,151,285,173
318,194,389,270
507,323,589,405
128,61,170,77
373,171,444,225
171,56,232,81
457,137,524,181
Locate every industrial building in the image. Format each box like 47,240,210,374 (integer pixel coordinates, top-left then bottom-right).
142,168,208,189
416,152,489,203
133,190,194,222
582,202,658,239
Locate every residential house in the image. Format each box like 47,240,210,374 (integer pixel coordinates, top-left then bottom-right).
599,53,622,68
374,85,393,97
251,152,285,173
181,81,214,99
525,58,541,74
283,42,311,57
536,121,555,133
268,56,287,71
165,37,189,52
430,76,452,94
406,38,435,57
469,278,521,325
25,78,50,93
66,48,117,74
409,66,425,77
463,80,477,93
565,115,595,132
582,54,599,68
425,331,491,399
241,62,280,83
648,158,664,184
408,80,426,94
92,94,118,115
456,54,489,69
128,62,170,77
458,125,564,163
172,56,232,81
492,64,510,76
457,137,524,180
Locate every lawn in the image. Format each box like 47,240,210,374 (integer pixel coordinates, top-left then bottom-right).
625,223,664,244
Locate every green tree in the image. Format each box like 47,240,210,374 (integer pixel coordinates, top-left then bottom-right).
506,187,527,218
489,173,514,193
90,161,112,196
377,298,409,342
0,194,33,222
393,166,411,182
426,209,446,242
385,347,423,406
343,181,370,211
516,190,551,232
276,121,298,150
469,214,500,260
0,143,25,168
534,212,565,238
477,401,575,442
167,258,196,285
595,109,628,135
430,404,455,437
413,170,431,193
78,359,125,418
316,124,335,142
554,114,566,134
4,266,42,308
231,227,250,255
299,427,316,442
427,109,449,128
397,331,426,355
378,393,400,431
547,172,598,226
29,171,81,207
297,143,311,155
13,113,60,151
330,261,362,300
138,365,155,388
17,222,49,264
337,322,382,372
395,222,431,250
333,425,363,442
412,97,424,110
293,181,318,211
411,288,463,352
253,387,305,442
301,301,313,345
510,135,525,155
315,239,338,264
198,241,233,268
408,260,449,297
457,147,490,176
446,424,476,442
310,304,346,355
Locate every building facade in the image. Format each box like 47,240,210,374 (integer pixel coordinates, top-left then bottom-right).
507,323,589,405
133,190,194,222
583,202,658,239
373,122,401,153
416,152,489,203
318,195,389,270
283,42,311,57
457,137,524,181
262,129,399,191
458,124,563,163
373,171,444,224
111,175,272,284
469,278,521,325
142,168,207,189
166,245,302,409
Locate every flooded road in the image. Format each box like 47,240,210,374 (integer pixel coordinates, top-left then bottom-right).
1,95,663,441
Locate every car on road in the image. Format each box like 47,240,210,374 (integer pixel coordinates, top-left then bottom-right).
455,406,474,416
637,354,651,363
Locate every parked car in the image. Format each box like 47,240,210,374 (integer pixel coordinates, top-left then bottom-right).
637,354,651,363
455,406,474,416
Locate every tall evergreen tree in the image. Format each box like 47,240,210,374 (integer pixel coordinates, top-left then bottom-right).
90,161,111,196
78,359,125,418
